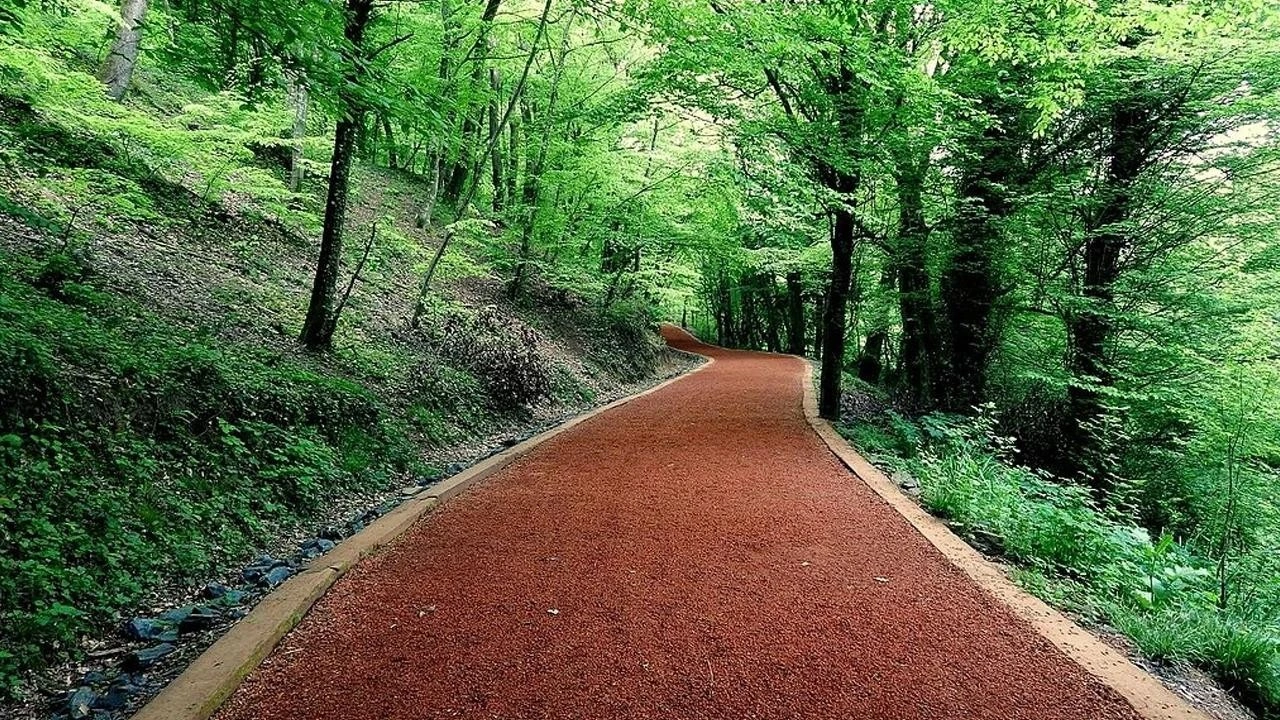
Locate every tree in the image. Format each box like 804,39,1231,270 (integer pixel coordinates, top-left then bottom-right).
100,0,148,100
299,0,375,350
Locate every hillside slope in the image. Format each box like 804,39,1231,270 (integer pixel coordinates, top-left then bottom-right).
0,53,691,709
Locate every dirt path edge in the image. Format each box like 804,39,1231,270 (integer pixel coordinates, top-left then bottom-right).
799,360,1208,720
130,344,714,720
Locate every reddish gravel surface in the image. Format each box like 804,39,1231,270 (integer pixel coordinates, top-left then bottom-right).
216,327,1144,720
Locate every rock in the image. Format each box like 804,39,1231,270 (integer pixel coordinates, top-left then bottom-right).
445,462,465,476
158,606,194,625
208,588,246,607
201,583,230,600
319,525,345,542
123,643,175,671
112,672,147,689
178,606,220,633
890,471,919,489
124,618,177,643
94,683,138,710
299,537,337,559
242,555,282,583
259,565,294,589
67,686,96,719
399,485,422,497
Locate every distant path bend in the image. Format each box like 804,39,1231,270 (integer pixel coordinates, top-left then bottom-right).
217,326,1143,720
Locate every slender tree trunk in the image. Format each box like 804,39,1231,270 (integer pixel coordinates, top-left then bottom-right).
764,282,782,353
786,271,805,355
820,200,856,419
813,291,825,360
100,0,149,100
382,115,398,169
506,109,520,207
489,67,504,212
416,150,442,228
299,0,373,350
287,75,309,192
815,63,865,420
300,117,361,348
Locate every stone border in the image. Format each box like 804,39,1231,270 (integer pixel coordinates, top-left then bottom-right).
799,360,1208,720
132,350,714,720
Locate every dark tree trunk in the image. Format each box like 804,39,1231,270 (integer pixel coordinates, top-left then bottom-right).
786,271,805,355
857,264,895,383
299,0,373,350
813,289,825,361
443,117,476,203
894,155,941,408
940,142,1009,411
939,92,1041,411
820,197,856,419
1066,93,1149,491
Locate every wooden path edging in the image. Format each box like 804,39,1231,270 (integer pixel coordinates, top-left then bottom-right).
131,350,714,720
799,359,1209,720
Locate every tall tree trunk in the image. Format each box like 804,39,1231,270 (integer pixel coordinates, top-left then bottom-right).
786,271,805,355
507,100,545,298
416,150,442,228
813,290,825,360
764,279,782,353
100,0,148,100
489,67,504,212
287,74,309,192
895,153,941,408
442,0,504,207
299,0,373,350
506,109,520,208
940,122,1015,412
1066,92,1149,491
820,198,856,419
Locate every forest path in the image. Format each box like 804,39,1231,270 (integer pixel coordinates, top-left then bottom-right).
215,326,1142,720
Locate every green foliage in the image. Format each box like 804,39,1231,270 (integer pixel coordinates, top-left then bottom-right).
850,409,1280,715
0,254,414,693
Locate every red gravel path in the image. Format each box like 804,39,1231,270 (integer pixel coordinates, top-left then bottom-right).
216,328,1143,720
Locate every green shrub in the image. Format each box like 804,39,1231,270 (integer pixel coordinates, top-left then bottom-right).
846,408,1280,716
0,262,412,696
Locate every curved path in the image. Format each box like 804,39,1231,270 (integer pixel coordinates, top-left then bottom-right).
216,328,1142,720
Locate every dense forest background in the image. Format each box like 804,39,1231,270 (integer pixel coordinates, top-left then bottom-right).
1,0,1278,716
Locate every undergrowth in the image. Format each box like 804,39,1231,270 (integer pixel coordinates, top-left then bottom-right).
840,408,1280,717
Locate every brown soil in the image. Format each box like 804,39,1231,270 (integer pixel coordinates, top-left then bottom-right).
215,328,1145,720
